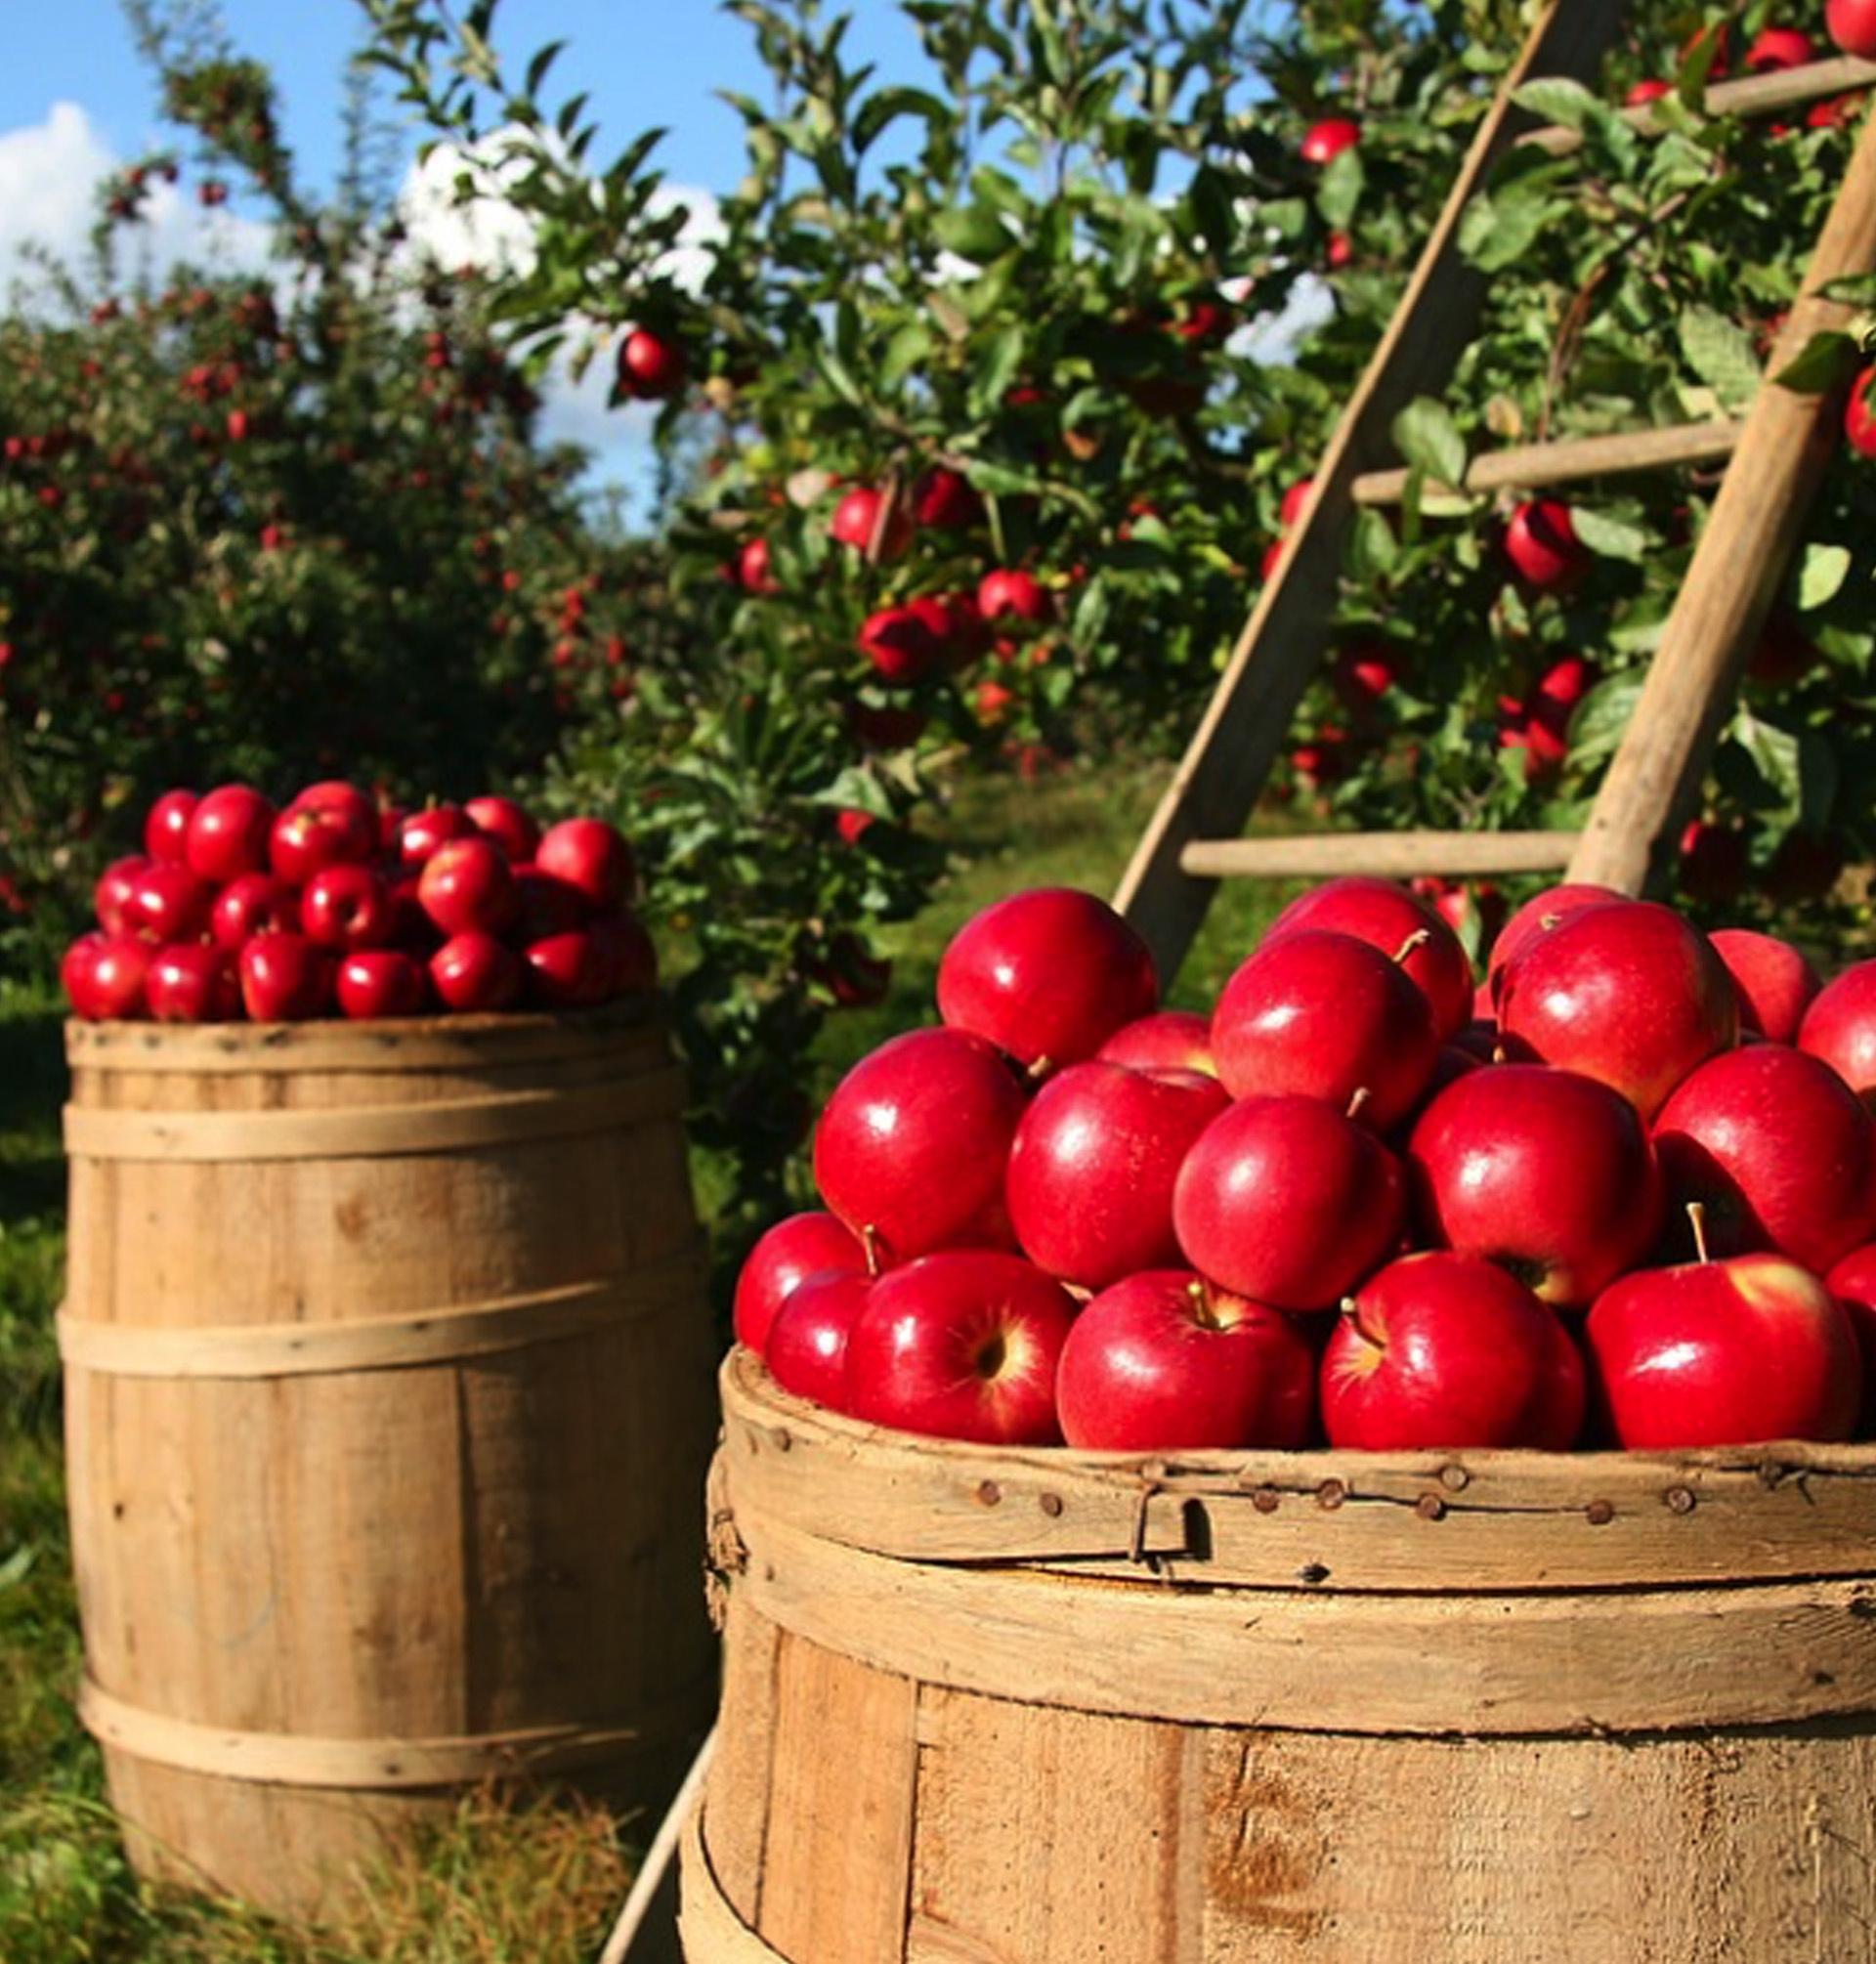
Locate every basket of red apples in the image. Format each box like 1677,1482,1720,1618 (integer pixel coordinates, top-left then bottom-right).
684,876,1876,1964
62,777,655,1023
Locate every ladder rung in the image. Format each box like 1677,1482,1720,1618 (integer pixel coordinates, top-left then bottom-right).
1180,832,1582,880
1523,55,1876,158
1353,418,1742,506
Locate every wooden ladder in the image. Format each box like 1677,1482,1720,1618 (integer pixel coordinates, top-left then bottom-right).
1113,0,1876,987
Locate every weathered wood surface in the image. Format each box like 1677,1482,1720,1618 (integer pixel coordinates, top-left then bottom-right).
62,1007,720,1921
684,1355,1876,1962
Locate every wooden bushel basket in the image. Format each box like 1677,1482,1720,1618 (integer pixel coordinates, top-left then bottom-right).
60,1003,720,1921
683,1345,1876,1962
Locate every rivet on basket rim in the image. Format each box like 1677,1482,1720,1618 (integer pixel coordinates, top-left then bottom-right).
1438,1462,1471,1492
1664,1485,1696,1516
974,1479,1002,1508
1585,1498,1615,1526
1039,1491,1064,1517
1416,1493,1447,1521
1316,1478,1347,1510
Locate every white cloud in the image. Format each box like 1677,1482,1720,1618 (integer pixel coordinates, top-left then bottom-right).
0,103,273,304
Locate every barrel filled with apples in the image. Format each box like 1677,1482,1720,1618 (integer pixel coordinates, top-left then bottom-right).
59,778,720,1921
684,876,1876,1962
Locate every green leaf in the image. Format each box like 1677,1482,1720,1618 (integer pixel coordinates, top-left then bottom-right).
932,203,1012,264
1678,306,1761,413
878,320,936,391
1459,177,1554,273
851,85,947,157
1772,328,1859,395
1570,506,1650,563
1316,147,1364,232
1391,397,1468,491
967,324,1025,415
1798,542,1853,611
1511,77,1599,133
1564,672,1646,772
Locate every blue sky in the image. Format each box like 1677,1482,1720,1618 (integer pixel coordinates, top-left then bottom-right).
0,0,924,505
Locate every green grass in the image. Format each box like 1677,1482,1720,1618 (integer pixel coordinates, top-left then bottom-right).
0,752,1295,1958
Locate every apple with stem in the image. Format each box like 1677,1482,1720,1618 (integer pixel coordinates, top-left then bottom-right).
813,1025,1028,1264
1056,1269,1318,1451
841,1248,1076,1445
1321,1250,1582,1450
1263,874,1473,1040
1585,1208,1861,1449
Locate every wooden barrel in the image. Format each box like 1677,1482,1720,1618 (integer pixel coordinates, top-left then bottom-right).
683,1345,1876,1962
61,1003,720,1921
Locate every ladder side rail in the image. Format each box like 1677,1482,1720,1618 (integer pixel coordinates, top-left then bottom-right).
1112,0,1629,988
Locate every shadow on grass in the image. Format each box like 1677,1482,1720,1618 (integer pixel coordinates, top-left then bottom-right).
0,999,66,1235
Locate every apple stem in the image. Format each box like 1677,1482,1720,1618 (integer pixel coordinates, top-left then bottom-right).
1345,1086,1373,1123
861,1223,888,1280
1026,1054,1054,1086
1686,1200,1711,1265
1185,1279,1219,1331
1390,927,1431,965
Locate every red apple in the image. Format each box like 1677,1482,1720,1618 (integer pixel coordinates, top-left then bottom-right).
829,485,912,560
143,788,198,865
1708,927,1821,1046
1263,874,1474,1041
270,790,378,886
429,929,526,1012
976,568,1053,626
534,815,635,913
1746,26,1816,70
856,603,946,686
1798,960,1876,1105
210,872,300,948
936,886,1160,1076
514,865,590,941
465,793,541,864
732,1209,870,1354
417,835,520,939
1585,1242,1861,1449
841,1248,1076,1445
185,782,277,884
1321,1250,1581,1450
1829,0,1876,60
1485,880,1623,998
764,1268,873,1411
1677,818,1750,907
812,1025,1028,1264
63,934,153,1020
1210,928,1440,1131
523,927,613,1008
336,948,429,1020
1503,498,1586,591
1172,1091,1407,1311
1494,898,1738,1120
1094,1006,1215,1075
397,802,477,867
300,863,399,953
588,908,659,996
1300,117,1360,165
1825,1241,1876,1435
93,855,149,938
1651,1043,1876,1275
146,942,240,1022
615,325,687,401
1406,1062,1665,1309
911,465,982,530
1006,1059,1230,1292
1056,1269,1317,1451
237,932,334,1021
121,862,215,946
